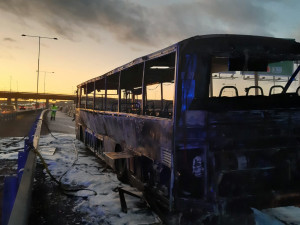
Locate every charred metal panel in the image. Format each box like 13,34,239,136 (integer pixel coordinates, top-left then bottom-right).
208,109,300,151
103,135,116,153
175,110,209,201
174,107,300,213
207,108,300,201
77,109,173,164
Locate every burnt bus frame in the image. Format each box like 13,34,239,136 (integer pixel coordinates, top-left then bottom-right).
76,35,300,219
76,44,179,210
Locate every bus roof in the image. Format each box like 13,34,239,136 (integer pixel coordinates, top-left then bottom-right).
78,34,300,87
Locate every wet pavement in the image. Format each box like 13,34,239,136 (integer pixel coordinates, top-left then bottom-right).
29,111,160,225
29,157,86,225
29,111,81,225
46,110,75,134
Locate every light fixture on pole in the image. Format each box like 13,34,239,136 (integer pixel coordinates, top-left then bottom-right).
21,34,57,109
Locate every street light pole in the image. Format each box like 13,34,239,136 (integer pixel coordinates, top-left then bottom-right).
21,34,57,109
40,71,54,94
10,75,12,92
37,36,40,104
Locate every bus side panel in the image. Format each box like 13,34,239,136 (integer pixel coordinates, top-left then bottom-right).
76,110,173,163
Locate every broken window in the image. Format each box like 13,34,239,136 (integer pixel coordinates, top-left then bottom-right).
95,78,106,111
210,58,299,98
120,64,143,114
86,82,94,109
76,87,80,108
79,86,86,108
106,73,119,112
144,53,175,118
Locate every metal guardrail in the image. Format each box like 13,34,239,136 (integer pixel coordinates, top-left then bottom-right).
1,109,47,225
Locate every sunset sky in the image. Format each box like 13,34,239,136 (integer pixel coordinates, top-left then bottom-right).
1,0,300,94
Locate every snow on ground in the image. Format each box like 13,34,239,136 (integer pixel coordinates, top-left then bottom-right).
0,137,24,160
38,133,161,225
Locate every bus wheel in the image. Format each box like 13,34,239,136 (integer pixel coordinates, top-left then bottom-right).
115,145,128,183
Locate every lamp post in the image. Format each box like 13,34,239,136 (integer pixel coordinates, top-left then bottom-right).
40,71,54,94
21,34,57,109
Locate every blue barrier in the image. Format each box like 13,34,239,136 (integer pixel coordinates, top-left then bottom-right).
2,176,18,225
2,110,45,225
16,112,41,183
17,152,27,185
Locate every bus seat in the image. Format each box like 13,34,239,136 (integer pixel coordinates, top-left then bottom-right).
219,86,239,97
297,86,300,96
245,86,264,96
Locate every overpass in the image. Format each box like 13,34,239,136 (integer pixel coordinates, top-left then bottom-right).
0,91,76,108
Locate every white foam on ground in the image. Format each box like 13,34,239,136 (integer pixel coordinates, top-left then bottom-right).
38,133,160,225
0,137,24,160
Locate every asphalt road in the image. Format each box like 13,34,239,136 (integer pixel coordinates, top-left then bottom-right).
29,111,81,225
45,110,75,134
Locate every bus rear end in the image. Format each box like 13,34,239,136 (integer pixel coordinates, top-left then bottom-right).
174,35,300,222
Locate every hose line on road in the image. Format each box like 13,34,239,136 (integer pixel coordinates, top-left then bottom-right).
0,147,24,154
37,118,58,140
0,137,26,153
32,141,97,197
43,120,58,140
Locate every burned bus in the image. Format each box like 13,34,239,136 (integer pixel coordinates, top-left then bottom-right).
76,35,300,223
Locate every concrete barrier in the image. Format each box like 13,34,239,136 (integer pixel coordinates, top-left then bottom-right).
0,112,16,121
0,109,43,122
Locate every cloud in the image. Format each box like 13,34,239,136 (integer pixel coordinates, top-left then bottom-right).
3,37,16,42
0,0,151,44
153,0,276,41
293,29,300,42
0,0,292,47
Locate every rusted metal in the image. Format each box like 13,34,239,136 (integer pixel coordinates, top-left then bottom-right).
117,187,143,213
104,151,135,160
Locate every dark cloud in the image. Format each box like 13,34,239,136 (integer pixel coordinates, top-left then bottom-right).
0,0,286,47
3,37,16,42
0,0,151,44
153,0,275,42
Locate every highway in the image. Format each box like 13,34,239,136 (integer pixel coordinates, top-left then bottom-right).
0,91,76,101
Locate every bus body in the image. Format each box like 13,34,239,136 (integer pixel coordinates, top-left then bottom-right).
76,35,300,222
